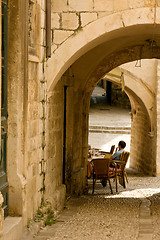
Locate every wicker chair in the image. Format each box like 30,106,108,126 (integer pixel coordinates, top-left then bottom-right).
113,151,130,191
92,158,116,194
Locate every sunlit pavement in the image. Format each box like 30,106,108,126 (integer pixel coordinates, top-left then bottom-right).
26,175,160,240
23,88,160,240
88,96,131,167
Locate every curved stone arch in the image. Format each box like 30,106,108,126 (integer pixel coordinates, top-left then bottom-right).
82,46,158,132
102,67,154,131
47,7,160,92
123,69,155,132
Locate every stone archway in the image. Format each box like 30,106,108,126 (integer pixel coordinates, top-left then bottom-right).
47,7,160,92
46,10,160,196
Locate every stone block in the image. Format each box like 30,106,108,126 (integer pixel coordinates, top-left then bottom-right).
41,0,46,11
40,28,44,46
28,62,38,81
39,103,45,119
62,13,79,30
51,13,60,29
69,0,93,11
28,80,39,102
103,13,124,33
40,46,45,62
39,87,45,105
28,102,39,120
51,0,68,12
98,12,112,18
94,0,114,11
28,120,39,138
81,13,97,27
41,8,45,29
0,193,3,239
113,0,128,11
28,149,39,166
48,144,56,159
155,8,160,24
128,0,155,8
38,63,45,82
27,136,41,152
122,8,154,27
53,30,74,45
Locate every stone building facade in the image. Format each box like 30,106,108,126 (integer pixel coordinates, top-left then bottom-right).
0,0,160,239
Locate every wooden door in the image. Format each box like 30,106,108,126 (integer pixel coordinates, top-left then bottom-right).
1,0,8,217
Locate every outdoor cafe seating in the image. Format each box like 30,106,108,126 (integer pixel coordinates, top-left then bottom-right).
92,158,116,194
87,146,130,193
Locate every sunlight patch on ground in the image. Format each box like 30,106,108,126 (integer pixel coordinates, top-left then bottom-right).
104,188,160,198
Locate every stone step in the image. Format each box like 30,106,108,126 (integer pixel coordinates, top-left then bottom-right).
89,125,131,134
89,129,131,134
89,125,131,130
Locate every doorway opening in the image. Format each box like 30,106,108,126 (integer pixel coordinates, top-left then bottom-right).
88,69,131,169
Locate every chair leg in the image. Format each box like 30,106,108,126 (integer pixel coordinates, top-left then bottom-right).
92,176,94,194
124,170,128,183
92,176,96,194
115,176,118,192
122,173,126,188
108,179,113,194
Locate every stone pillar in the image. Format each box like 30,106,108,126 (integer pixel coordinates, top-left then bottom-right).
0,193,4,239
65,77,74,194
81,91,91,191
156,60,160,175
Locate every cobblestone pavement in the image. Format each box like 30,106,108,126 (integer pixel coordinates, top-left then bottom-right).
23,88,160,239
23,173,160,240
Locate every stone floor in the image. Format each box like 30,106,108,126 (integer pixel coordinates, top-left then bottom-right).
23,174,160,240
22,86,160,240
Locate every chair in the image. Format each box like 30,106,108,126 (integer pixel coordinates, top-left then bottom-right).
99,145,115,155
92,158,116,194
87,160,93,178
113,151,130,191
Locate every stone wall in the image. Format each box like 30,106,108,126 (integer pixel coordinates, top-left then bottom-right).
46,73,87,199
45,78,66,214
156,60,160,175
2,1,160,239
0,194,3,239
25,0,45,221
51,0,156,53
7,0,45,223
111,83,131,109
129,98,156,176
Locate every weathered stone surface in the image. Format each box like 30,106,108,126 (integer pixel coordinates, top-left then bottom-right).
51,0,68,12
81,13,97,27
122,8,154,26
114,0,128,11
62,13,79,30
51,13,60,29
54,30,74,44
4,1,160,240
94,0,114,11
0,194,3,239
69,0,93,11
128,0,155,8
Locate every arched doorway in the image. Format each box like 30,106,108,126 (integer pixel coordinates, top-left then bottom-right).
46,15,160,196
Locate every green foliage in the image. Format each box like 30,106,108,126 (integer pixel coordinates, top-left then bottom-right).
33,201,55,226
44,207,55,226
34,208,44,222
27,218,33,228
